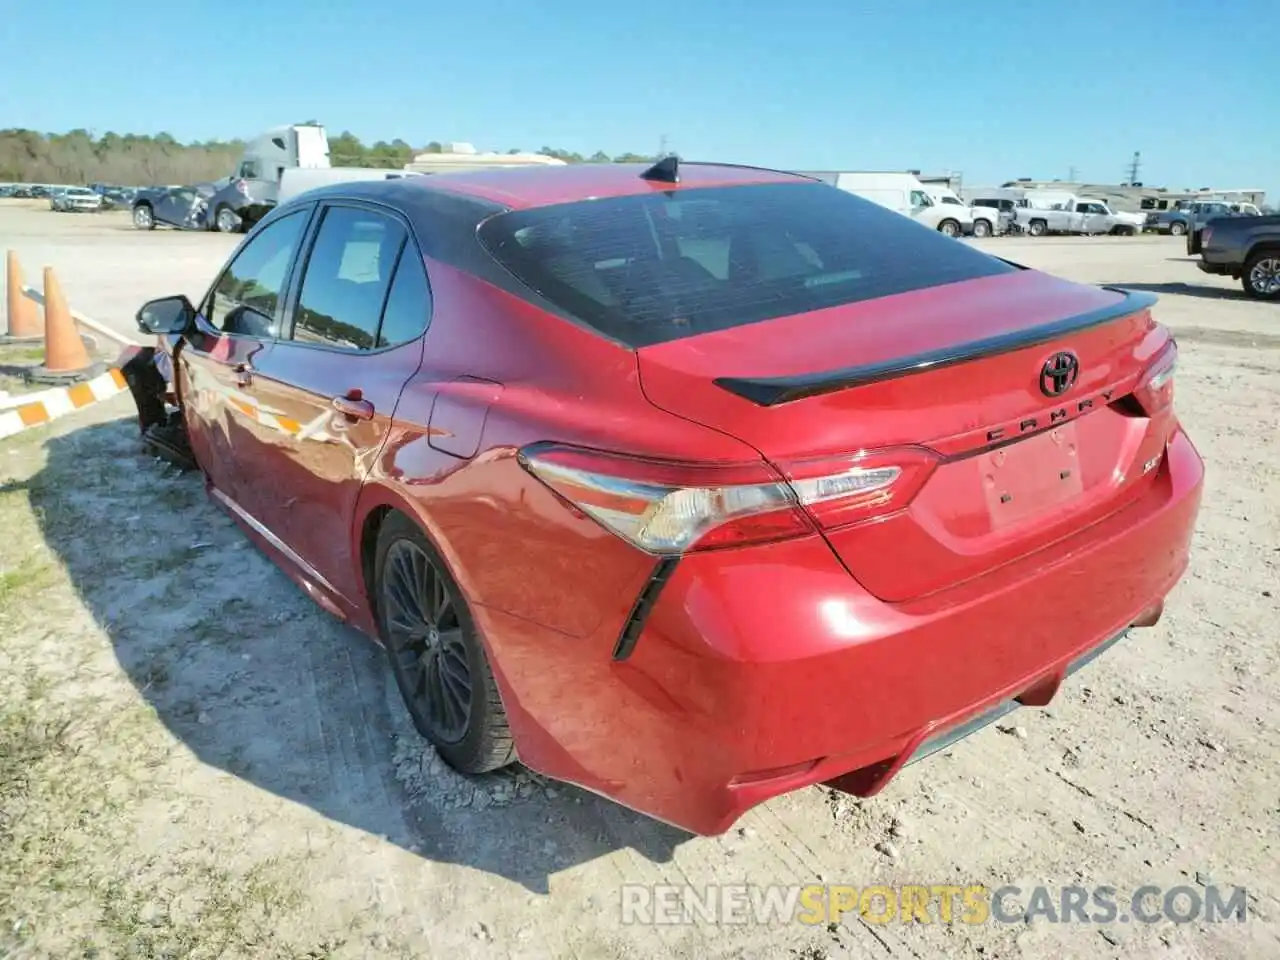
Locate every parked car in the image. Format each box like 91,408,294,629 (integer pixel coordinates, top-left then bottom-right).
50,186,104,212
131,184,218,230
1192,213,1280,299
1145,208,1195,236
118,161,1203,836
99,186,135,209
969,197,1021,234
1016,197,1128,237
923,185,1001,237
1016,191,1146,235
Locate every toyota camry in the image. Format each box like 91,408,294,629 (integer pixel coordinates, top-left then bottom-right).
120,158,1204,835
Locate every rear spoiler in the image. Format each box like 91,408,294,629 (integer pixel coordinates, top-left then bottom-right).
713,287,1158,407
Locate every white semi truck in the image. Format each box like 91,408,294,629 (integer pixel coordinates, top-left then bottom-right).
212,126,565,231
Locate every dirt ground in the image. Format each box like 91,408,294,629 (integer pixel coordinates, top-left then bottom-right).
1,201,1277,959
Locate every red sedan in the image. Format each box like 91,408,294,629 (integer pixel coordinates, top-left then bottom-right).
122,158,1204,836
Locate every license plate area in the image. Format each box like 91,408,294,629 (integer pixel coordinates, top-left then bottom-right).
982,423,1084,529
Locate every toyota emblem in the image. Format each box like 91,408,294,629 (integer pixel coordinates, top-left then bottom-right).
1039,351,1080,397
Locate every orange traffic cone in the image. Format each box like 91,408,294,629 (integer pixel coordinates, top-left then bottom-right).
2,250,43,342
27,267,102,385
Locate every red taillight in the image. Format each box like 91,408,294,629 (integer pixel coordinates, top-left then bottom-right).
1202,226,1213,245
1133,341,1177,416
518,443,937,555
778,447,938,532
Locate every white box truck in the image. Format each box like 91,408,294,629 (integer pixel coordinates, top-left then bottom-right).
798,171,975,238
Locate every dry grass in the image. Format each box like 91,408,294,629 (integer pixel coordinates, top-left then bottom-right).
0,415,349,959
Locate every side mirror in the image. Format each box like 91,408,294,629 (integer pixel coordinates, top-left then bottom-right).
136,295,196,335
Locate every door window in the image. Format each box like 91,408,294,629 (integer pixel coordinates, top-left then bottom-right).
291,206,406,350
376,248,432,347
205,209,309,337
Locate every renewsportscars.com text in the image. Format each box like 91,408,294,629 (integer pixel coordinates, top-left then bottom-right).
620,883,1248,926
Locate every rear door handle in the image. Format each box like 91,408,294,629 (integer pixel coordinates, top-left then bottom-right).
332,395,374,421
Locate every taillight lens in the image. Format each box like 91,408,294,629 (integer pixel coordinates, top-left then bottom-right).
518,443,937,555
779,447,937,531
1133,342,1177,416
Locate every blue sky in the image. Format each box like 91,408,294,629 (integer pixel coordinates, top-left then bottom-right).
2,0,1274,198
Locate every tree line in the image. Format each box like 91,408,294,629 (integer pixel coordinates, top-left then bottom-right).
0,127,663,187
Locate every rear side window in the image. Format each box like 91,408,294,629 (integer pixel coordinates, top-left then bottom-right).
292,206,406,350
377,248,432,347
477,182,1018,347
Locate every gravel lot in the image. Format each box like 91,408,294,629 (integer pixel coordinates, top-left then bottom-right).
1,199,1277,959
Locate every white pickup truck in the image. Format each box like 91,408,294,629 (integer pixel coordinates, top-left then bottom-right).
1016,194,1143,237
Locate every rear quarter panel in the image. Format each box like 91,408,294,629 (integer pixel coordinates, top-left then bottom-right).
353,260,762,641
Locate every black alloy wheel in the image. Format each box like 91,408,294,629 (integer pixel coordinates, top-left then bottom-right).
374,513,515,772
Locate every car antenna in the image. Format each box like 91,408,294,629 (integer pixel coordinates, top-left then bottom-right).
640,155,680,184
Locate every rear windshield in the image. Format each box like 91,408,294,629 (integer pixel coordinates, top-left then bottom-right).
476,181,1018,347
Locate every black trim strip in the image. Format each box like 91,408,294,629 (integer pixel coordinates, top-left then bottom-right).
713,288,1158,407
612,557,680,661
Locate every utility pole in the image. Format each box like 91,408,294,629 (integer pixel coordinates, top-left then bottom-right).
658,134,668,158
1125,151,1141,184
1067,165,1078,182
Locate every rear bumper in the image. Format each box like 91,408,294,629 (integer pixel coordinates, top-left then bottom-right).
1196,256,1233,276
479,426,1203,836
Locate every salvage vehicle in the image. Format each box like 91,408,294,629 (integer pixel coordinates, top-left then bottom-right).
1191,213,1280,300
119,160,1204,836
131,183,218,230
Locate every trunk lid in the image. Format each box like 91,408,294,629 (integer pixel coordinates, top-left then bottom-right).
636,270,1174,602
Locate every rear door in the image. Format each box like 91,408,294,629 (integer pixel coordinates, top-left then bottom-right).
178,207,314,513
239,200,430,606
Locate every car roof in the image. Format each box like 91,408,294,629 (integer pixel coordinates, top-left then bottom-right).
293,161,815,212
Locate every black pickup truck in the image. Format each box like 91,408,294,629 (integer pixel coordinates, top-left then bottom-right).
1194,214,1280,300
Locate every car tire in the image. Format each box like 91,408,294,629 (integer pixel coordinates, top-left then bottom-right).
972,219,992,238
1170,222,1187,236
133,204,155,230
1241,250,1280,301
215,206,240,234
1028,219,1047,237
938,219,961,238
373,512,516,774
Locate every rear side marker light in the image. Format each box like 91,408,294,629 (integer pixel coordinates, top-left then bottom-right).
518,442,938,555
